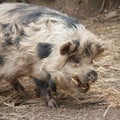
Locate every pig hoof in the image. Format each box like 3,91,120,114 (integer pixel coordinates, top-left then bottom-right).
47,99,59,108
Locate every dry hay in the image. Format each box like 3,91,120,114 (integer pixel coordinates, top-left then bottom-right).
0,18,120,108
88,18,120,107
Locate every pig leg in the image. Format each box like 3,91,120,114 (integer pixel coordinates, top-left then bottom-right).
32,71,58,107
9,79,24,91
43,87,58,108
32,77,58,107
8,79,28,106
35,78,57,98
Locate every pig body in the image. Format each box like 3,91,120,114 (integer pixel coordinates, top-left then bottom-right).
0,3,104,107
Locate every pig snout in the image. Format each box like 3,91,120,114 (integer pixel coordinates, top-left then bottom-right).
86,70,98,82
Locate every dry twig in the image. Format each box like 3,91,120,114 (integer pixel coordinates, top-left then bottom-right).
103,105,111,117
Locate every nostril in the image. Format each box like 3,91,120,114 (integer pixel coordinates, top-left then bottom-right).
87,73,91,78
92,70,98,80
86,70,98,81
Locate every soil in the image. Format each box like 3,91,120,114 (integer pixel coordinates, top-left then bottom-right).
0,105,120,120
0,14,120,120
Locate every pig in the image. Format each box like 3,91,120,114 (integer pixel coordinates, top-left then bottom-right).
0,3,105,107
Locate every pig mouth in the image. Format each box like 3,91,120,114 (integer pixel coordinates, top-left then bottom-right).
71,76,90,92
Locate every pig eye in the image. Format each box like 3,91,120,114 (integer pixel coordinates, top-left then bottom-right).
69,57,80,64
85,47,90,56
91,60,93,64
73,58,80,63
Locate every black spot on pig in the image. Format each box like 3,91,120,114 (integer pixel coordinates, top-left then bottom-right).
8,4,79,28
37,42,53,59
49,79,56,93
84,44,91,57
5,38,13,46
0,55,5,65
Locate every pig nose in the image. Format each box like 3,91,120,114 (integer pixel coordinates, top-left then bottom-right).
86,70,98,82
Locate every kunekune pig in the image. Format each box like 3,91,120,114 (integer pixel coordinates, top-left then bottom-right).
0,3,105,107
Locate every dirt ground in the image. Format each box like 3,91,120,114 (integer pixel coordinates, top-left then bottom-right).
0,15,120,120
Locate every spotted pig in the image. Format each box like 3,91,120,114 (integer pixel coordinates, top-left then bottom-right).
0,3,105,107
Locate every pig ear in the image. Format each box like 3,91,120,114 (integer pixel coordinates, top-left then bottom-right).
60,41,79,55
85,41,105,58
